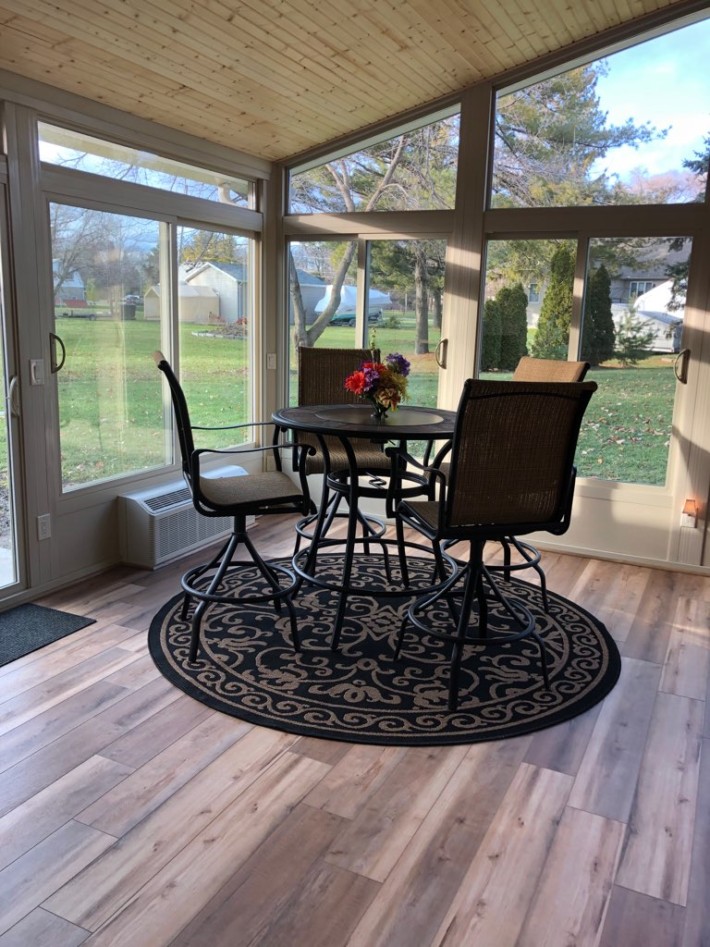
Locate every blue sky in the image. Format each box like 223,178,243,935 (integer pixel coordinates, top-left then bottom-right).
594,15,710,179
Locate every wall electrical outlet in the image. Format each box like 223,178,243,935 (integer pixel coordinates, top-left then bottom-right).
37,514,51,541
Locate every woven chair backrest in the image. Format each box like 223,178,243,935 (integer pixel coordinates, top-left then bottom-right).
154,352,195,481
446,378,596,530
513,356,590,383
297,346,380,460
297,346,380,406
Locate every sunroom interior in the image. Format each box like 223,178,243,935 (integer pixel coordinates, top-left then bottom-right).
2,3,710,945
0,0,709,605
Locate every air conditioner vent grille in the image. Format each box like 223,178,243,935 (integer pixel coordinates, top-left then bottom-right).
145,487,191,512
119,470,241,568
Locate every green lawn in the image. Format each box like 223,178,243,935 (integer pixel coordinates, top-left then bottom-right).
481,361,676,484
22,317,677,489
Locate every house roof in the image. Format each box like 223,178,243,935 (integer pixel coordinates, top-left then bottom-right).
184,262,248,283
184,261,326,286
146,284,218,298
635,279,685,321
0,0,696,163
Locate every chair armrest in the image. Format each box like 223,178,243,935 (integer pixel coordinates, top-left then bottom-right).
384,443,448,508
192,440,304,463
191,419,273,433
385,444,447,479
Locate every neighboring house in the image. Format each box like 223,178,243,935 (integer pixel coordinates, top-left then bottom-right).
53,261,86,305
610,246,689,304
523,246,690,332
183,261,247,324
143,283,219,323
614,279,684,353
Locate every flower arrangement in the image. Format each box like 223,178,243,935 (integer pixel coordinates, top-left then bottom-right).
344,353,411,419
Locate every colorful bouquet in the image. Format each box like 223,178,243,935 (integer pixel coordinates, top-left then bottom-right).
344,353,410,419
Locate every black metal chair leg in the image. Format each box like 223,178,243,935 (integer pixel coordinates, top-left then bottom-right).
502,538,512,582
395,513,410,586
448,556,480,712
531,626,550,689
475,567,488,639
330,493,360,652
189,531,240,661
393,614,409,660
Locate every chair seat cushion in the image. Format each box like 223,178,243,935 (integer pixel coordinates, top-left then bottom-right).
199,470,302,510
400,499,442,531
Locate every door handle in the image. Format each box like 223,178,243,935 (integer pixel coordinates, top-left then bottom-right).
435,338,447,369
49,332,66,374
7,375,19,417
674,348,690,384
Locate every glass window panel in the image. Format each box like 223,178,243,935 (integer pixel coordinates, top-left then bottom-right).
287,237,445,432
287,239,359,404
288,114,459,213
51,204,168,490
367,238,445,411
577,235,690,485
480,238,575,373
177,228,253,449
39,123,252,206
491,17,710,208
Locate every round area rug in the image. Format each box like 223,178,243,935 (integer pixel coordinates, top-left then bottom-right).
148,555,621,746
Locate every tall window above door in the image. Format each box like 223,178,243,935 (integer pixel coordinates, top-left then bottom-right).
491,16,710,208
288,112,460,213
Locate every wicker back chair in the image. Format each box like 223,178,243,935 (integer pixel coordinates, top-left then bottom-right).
295,345,398,564
297,346,389,476
395,378,597,711
154,351,313,661
513,356,590,383
430,356,591,607
487,355,591,605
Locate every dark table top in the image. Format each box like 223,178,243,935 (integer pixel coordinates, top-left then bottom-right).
273,403,457,440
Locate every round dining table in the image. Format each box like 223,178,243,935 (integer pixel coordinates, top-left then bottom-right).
272,402,457,649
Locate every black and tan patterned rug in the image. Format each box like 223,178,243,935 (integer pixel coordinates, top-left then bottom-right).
148,555,621,746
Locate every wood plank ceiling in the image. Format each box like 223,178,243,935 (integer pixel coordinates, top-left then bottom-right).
0,0,697,164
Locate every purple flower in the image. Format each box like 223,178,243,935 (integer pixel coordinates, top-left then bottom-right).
362,364,382,394
386,353,410,377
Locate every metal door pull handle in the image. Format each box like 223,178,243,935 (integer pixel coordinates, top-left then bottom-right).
50,332,66,374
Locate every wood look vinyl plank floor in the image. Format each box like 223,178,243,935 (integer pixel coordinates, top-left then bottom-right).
0,514,708,946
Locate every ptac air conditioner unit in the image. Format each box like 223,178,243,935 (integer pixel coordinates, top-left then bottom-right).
118,466,246,568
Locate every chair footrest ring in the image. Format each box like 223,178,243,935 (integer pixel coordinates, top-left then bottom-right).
182,559,297,607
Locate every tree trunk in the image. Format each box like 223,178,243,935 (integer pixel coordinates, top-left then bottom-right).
289,244,357,349
414,246,429,355
431,287,442,329
289,253,309,349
